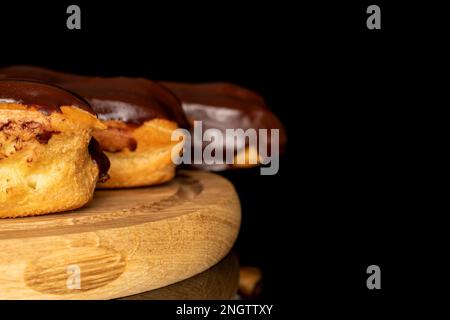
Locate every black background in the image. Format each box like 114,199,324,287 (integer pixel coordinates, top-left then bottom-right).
0,0,444,312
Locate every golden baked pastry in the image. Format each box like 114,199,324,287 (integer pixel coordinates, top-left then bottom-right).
92,117,181,188
0,80,109,218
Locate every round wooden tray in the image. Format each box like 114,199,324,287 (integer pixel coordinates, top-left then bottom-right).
0,170,241,299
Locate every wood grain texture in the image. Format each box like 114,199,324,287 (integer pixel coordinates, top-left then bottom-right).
0,170,241,299
120,252,239,300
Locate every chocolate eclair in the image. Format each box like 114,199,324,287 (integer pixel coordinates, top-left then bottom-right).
63,77,187,188
160,82,287,170
0,66,188,188
0,79,109,218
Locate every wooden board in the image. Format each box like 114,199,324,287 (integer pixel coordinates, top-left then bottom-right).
120,252,239,300
0,170,241,300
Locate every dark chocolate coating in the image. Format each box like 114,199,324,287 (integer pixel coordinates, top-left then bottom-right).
0,65,85,84
160,82,287,154
0,79,94,115
63,78,187,126
88,138,111,182
0,66,188,127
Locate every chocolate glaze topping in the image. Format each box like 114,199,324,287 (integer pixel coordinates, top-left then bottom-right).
0,65,85,84
88,138,111,182
0,66,188,127
63,78,187,126
0,79,94,115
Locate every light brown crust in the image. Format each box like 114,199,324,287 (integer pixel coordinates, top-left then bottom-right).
95,119,182,189
0,104,105,218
